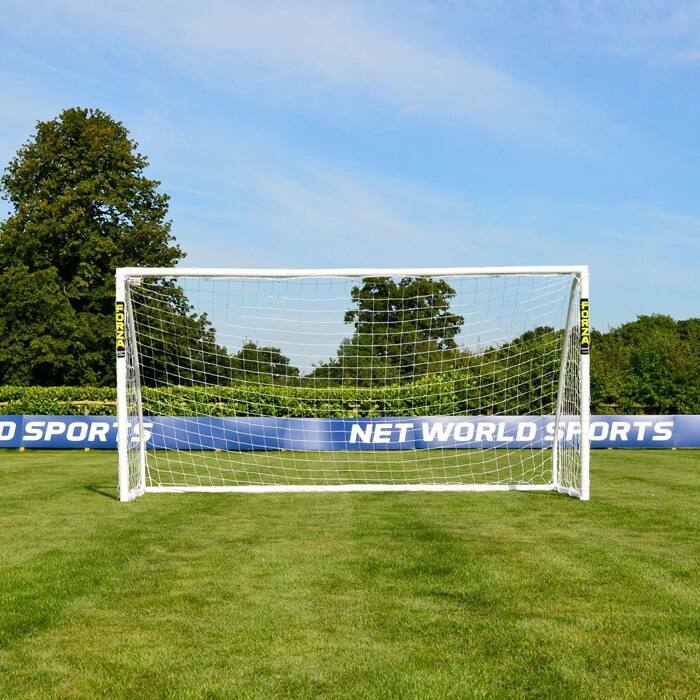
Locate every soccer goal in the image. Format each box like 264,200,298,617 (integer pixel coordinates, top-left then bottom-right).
116,266,590,501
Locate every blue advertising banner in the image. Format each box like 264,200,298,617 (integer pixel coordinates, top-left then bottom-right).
1,415,699,449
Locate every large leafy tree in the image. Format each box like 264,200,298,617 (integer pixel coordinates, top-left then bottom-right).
311,277,464,385
0,107,195,385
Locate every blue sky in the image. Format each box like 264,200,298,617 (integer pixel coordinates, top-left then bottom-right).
0,0,698,329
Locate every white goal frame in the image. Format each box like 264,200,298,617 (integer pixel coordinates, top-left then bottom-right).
116,266,590,501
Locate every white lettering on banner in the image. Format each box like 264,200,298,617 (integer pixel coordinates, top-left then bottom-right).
545,422,555,441
53,422,70,439
590,421,608,440
89,422,111,442
351,420,578,445
66,422,88,441
560,419,675,443
141,422,153,443
652,421,673,441
610,422,630,441
45,422,66,440
349,423,410,444
633,421,653,440
0,421,16,441
19,420,152,444
454,422,473,442
350,424,373,444
347,418,676,446
8,416,687,448
373,424,393,443
423,422,452,442
567,422,581,441
496,422,513,443
24,421,45,441
475,423,495,442
349,422,414,444
396,423,413,442
517,422,536,441
546,421,582,442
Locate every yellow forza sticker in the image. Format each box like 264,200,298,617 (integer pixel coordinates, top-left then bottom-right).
580,299,590,354
115,301,126,357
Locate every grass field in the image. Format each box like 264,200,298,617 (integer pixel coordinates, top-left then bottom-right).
1,450,699,698
145,448,552,488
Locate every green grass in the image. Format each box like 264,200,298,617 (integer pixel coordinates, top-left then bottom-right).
146,448,551,487
0,450,698,698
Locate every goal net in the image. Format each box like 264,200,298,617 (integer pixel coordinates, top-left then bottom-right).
116,267,590,501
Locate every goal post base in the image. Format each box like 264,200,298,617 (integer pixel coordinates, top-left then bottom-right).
555,484,585,500
120,486,145,503
144,483,563,494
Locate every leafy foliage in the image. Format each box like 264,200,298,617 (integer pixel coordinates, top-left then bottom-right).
310,277,464,385
0,327,563,419
591,315,700,413
2,316,697,416
0,108,188,386
0,385,115,415
0,266,85,384
134,281,231,388
232,341,300,384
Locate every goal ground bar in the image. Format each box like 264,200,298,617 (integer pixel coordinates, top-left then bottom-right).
144,483,561,494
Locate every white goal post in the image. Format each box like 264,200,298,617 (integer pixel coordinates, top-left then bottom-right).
116,266,590,501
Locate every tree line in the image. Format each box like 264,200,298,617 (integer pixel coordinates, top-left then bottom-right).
0,108,697,414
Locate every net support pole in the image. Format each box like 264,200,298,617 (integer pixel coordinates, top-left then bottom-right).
116,271,131,501
579,269,591,501
125,288,147,492
551,277,579,490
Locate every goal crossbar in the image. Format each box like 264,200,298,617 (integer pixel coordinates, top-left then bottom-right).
117,265,589,279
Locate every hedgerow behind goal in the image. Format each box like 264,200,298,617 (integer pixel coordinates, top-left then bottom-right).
116,267,590,500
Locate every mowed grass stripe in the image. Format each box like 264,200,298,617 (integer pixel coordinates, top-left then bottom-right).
144,448,552,487
0,449,698,697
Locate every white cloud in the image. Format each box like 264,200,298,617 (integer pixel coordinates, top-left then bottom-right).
183,2,528,114
165,144,564,270
17,0,607,145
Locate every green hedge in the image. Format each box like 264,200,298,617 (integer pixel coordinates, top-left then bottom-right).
0,372,555,418
0,386,116,416
142,376,481,418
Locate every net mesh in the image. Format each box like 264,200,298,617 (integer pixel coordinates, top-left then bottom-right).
121,272,584,496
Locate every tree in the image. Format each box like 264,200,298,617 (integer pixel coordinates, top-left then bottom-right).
233,342,299,384
0,107,202,386
590,315,700,413
309,336,402,386
0,266,84,384
311,276,464,385
136,284,231,389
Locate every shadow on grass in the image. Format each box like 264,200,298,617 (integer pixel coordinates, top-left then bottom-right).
85,484,119,501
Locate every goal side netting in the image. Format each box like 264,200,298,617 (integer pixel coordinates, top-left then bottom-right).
116,267,590,501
